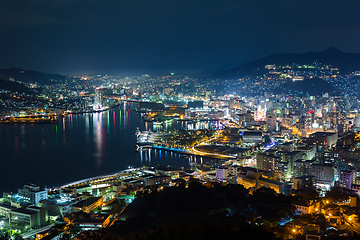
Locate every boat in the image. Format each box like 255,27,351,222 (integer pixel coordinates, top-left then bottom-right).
92,106,110,112
135,127,141,138
134,145,140,152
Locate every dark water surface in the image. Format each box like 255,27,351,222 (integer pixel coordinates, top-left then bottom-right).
0,103,200,194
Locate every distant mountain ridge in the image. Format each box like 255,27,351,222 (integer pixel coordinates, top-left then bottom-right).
212,48,360,79
0,79,34,94
0,68,66,84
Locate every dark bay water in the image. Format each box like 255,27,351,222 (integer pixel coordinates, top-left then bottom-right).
0,103,203,194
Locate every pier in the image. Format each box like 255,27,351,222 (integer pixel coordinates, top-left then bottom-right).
0,114,58,124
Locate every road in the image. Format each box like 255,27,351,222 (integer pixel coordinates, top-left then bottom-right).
22,223,55,239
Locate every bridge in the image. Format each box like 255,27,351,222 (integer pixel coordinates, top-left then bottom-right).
21,223,55,239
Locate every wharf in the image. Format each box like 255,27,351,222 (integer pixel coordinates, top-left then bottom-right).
0,115,58,124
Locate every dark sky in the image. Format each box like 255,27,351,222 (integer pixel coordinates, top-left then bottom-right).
1,0,360,75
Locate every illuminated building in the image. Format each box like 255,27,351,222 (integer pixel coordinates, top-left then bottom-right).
311,163,334,190
279,143,294,152
229,97,243,109
145,175,171,186
292,75,304,81
330,111,346,134
293,159,314,178
293,199,318,214
304,110,313,134
17,184,48,206
0,204,47,228
339,170,355,190
266,114,277,132
242,131,263,144
216,166,238,183
281,151,302,179
293,176,314,190
255,104,266,121
73,196,103,213
237,111,254,127
237,169,292,195
307,132,338,149
296,145,316,161
256,150,281,172
93,87,103,110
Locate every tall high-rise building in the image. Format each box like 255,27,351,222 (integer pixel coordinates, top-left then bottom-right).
94,87,103,109
304,110,313,134
330,111,346,134
267,114,277,132
255,104,266,121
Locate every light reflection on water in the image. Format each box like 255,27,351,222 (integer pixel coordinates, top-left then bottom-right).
0,103,217,194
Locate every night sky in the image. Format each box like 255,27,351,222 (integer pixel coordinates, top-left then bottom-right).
1,0,360,75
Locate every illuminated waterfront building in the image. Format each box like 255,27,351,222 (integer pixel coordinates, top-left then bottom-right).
17,184,48,206
94,87,103,110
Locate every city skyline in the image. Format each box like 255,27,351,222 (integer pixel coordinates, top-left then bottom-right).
1,1,360,239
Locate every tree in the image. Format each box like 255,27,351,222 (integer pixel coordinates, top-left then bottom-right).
0,232,10,240
173,178,186,188
325,186,350,203
294,186,319,200
13,233,24,240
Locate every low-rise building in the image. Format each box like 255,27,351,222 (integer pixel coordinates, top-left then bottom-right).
18,184,48,206
73,197,103,213
293,199,318,215
0,204,47,228
216,166,237,183
144,175,171,186
237,170,292,195
242,131,263,144
307,132,338,149
38,199,75,217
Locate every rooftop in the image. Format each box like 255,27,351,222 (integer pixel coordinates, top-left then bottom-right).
73,197,102,208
